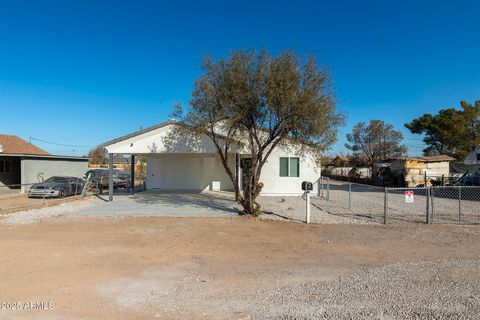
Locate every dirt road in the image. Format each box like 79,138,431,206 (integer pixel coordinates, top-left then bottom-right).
0,216,479,319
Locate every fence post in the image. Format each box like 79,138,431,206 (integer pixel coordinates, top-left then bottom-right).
458,186,462,223
426,187,431,224
348,183,352,210
383,187,388,224
430,187,435,224
326,177,330,201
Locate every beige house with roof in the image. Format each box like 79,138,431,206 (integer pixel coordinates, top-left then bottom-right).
0,134,89,192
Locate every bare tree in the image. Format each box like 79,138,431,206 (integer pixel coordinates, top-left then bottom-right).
171,50,344,215
345,120,407,162
87,145,107,164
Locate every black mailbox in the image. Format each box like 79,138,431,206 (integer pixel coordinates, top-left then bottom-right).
302,181,313,191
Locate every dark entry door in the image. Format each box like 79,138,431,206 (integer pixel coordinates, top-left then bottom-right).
240,158,252,191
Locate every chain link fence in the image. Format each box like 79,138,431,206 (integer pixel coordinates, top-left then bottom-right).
0,180,86,215
315,178,480,224
431,186,480,224
314,177,386,223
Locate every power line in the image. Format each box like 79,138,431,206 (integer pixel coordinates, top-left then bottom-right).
29,137,95,148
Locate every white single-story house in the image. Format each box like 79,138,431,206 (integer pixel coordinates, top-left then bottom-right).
0,134,89,192
103,121,321,197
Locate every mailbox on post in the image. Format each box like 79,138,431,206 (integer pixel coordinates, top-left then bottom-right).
302,181,313,191
302,181,313,223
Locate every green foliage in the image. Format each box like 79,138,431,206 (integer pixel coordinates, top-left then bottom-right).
175,49,344,215
405,100,480,160
345,120,407,161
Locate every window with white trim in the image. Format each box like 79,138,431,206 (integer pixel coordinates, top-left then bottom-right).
279,157,300,177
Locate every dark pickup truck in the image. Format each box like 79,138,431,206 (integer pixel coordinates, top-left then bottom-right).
84,169,130,193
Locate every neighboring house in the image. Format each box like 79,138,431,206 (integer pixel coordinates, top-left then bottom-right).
325,156,371,179
464,146,480,166
389,155,455,187
0,135,89,192
102,121,321,195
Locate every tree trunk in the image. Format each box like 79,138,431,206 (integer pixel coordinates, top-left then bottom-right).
239,168,261,216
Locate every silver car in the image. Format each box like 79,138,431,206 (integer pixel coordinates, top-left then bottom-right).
28,176,86,198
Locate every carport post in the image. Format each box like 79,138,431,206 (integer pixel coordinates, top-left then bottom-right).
130,154,135,195
108,153,114,201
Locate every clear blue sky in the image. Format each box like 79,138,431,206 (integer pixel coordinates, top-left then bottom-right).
1,0,479,156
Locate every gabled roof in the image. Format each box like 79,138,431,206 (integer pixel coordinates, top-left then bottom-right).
390,155,456,162
0,134,50,155
101,120,177,148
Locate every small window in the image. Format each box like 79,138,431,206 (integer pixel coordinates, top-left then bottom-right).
279,157,289,177
289,157,299,177
477,153,480,161
280,157,300,177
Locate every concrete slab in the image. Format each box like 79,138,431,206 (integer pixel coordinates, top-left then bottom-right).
74,191,238,217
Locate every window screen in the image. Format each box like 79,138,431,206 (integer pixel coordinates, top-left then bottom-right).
279,157,289,177
289,157,299,177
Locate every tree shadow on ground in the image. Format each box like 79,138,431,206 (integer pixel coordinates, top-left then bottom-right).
129,191,239,214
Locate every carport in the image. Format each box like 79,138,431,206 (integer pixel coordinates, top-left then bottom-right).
102,121,242,202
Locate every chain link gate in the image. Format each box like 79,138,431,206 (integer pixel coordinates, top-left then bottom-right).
385,187,431,223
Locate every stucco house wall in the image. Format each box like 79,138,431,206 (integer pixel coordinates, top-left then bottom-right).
21,157,89,192
104,122,321,196
253,146,320,196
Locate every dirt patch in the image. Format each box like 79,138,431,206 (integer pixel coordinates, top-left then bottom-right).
0,193,89,216
0,216,478,319
0,196,99,224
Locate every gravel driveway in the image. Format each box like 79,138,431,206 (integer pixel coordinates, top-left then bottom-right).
248,259,480,319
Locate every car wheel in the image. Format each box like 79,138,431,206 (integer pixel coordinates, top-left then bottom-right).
58,188,66,198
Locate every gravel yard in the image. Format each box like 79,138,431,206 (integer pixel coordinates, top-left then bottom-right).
0,214,478,319
294,179,480,225
0,192,86,216
258,195,373,224
249,259,480,319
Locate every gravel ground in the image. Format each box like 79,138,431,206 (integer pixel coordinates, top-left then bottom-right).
0,196,99,224
246,259,480,319
1,216,478,319
258,195,373,224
